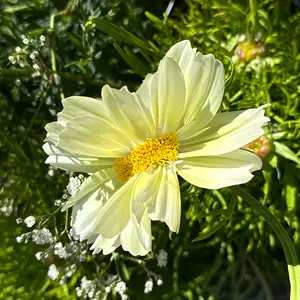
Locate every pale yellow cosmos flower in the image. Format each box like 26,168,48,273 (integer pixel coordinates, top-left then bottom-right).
43,40,269,256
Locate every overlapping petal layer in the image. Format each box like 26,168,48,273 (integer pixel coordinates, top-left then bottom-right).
69,169,152,255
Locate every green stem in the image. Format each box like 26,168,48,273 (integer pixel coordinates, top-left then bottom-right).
49,12,65,99
232,186,300,300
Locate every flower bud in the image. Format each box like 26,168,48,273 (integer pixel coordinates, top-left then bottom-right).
244,135,271,158
236,40,265,62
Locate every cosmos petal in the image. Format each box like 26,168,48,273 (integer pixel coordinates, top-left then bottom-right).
176,149,262,189
57,96,112,126
166,40,225,126
43,142,114,173
69,169,121,241
178,105,269,157
44,122,64,144
92,174,140,239
146,166,181,233
57,116,133,157
120,210,151,256
102,85,155,143
90,234,121,255
63,168,118,210
137,57,186,135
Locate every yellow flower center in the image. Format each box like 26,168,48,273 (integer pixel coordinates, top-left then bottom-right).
114,132,179,183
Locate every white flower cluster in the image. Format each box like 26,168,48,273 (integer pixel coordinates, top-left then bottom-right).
24,216,36,228
21,34,46,46
75,276,102,299
8,34,46,78
48,264,59,280
157,249,168,267
32,228,53,244
54,175,85,207
67,175,84,197
144,279,153,294
114,281,128,300
16,228,53,244
59,264,77,285
54,242,70,259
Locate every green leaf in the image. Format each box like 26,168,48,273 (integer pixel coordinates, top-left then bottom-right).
273,141,300,165
145,11,165,28
66,31,82,49
113,43,150,76
88,17,162,56
233,186,300,300
124,46,151,74
192,219,228,242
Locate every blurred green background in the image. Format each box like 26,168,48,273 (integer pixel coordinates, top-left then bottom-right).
0,0,300,299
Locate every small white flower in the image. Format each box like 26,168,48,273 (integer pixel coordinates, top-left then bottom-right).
115,281,126,295
31,71,41,78
35,252,43,260
8,56,16,63
157,249,168,267
22,38,29,45
121,295,128,300
144,279,153,294
30,53,35,60
157,279,163,286
54,199,62,206
33,64,40,70
54,242,68,259
16,235,24,243
105,286,111,293
15,46,22,53
59,276,66,285
81,276,92,289
15,79,21,86
67,176,81,196
16,218,23,224
24,216,36,228
47,264,59,280
32,228,53,244
48,168,54,176
76,289,83,297
40,35,46,42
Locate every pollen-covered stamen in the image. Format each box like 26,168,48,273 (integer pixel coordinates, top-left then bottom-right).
114,132,179,183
